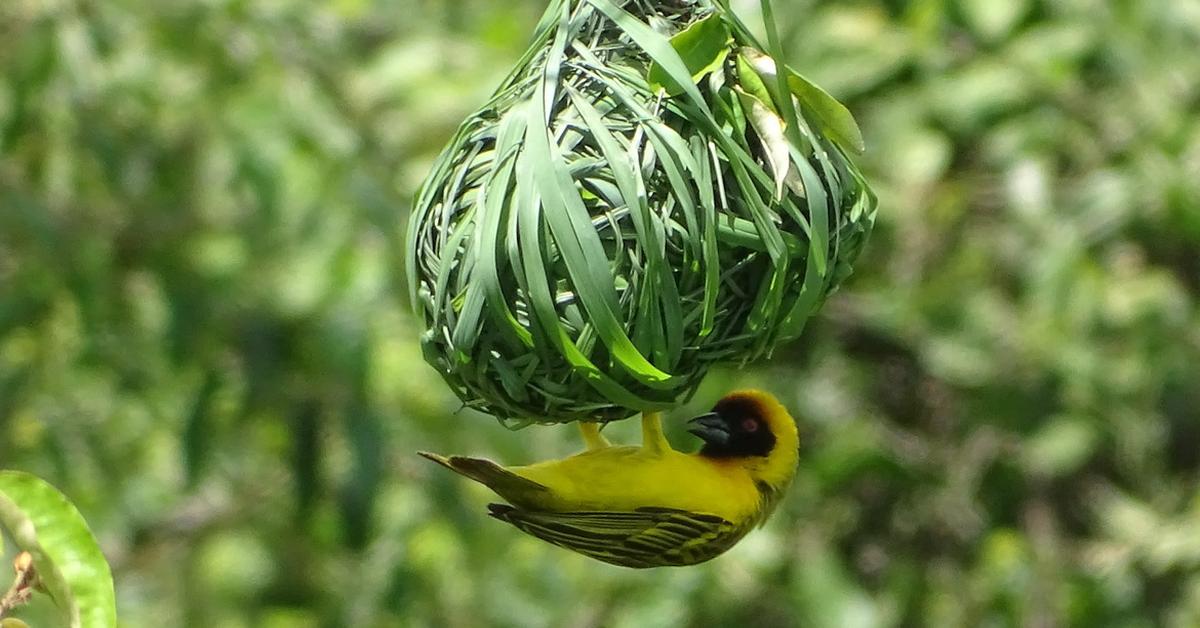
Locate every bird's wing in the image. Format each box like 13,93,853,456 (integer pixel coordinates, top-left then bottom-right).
487,504,746,568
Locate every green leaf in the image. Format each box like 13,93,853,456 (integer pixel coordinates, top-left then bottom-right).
740,48,866,154
0,472,116,628
960,0,1030,42
648,13,732,95
787,69,866,154
735,51,775,112
1023,415,1100,478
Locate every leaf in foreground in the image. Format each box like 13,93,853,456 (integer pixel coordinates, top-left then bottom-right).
0,472,116,628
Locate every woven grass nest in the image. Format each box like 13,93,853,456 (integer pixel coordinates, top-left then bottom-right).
407,0,877,425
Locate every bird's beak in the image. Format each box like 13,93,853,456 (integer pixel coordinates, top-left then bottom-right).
687,412,730,446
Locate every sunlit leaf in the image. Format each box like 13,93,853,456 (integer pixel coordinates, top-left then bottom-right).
0,472,116,628
740,48,866,154
648,13,732,95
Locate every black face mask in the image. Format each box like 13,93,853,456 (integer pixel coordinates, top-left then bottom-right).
688,396,777,458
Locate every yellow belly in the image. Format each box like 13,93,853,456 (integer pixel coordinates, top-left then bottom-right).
508,446,761,523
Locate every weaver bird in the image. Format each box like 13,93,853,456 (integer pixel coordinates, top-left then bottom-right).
419,389,799,568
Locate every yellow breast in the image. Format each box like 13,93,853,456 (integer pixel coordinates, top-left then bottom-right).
508,446,763,523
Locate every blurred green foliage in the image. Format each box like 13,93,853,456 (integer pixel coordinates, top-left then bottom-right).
0,0,1197,626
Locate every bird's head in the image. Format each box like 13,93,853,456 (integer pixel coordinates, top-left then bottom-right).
687,390,800,495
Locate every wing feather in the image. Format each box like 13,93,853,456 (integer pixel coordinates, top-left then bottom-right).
487,504,747,568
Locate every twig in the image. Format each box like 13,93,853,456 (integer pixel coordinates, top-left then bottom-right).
0,552,39,618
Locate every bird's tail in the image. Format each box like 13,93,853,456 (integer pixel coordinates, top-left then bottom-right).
418,451,549,504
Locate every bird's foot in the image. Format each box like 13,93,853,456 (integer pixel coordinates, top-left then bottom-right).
579,422,611,450
641,411,672,454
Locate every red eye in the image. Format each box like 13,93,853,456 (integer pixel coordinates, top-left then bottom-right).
741,418,759,432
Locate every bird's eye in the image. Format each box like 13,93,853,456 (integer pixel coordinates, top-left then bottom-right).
741,418,759,432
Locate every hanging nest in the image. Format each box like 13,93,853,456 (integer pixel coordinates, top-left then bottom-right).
407,0,877,425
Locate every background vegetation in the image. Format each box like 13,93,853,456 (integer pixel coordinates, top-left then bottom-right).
1,0,1197,625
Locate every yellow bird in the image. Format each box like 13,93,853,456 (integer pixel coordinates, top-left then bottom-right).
419,389,799,568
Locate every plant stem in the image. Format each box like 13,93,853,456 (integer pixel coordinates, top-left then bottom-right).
0,553,38,618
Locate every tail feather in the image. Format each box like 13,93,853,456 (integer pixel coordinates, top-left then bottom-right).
417,451,458,473
418,451,549,505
